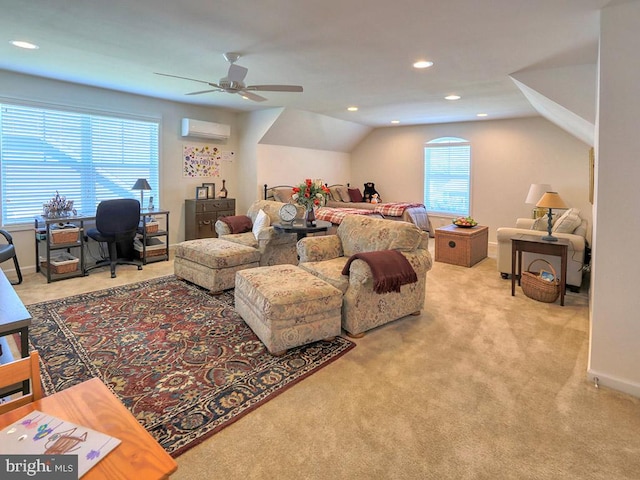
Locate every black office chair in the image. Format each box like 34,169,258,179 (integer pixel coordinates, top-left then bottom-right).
85,199,143,278
0,229,23,285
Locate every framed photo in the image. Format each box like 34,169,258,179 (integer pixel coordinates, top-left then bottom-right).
202,182,216,199
196,186,208,200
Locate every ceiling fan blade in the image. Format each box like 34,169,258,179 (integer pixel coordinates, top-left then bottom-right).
185,89,221,96
227,64,248,82
238,90,268,102
154,72,211,85
245,85,303,92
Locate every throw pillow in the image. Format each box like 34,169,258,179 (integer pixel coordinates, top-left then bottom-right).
252,208,270,239
348,187,364,202
336,186,350,202
220,215,252,234
552,208,582,234
272,188,293,203
329,186,341,202
531,213,556,231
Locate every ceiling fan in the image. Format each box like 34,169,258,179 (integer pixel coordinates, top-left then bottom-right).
155,52,303,102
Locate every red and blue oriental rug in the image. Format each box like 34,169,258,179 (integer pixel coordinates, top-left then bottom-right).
26,276,355,456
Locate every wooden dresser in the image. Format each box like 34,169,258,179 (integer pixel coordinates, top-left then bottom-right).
184,198,235,240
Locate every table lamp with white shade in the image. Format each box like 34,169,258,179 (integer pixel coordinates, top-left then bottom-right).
536,192,568,242
525,183,552,218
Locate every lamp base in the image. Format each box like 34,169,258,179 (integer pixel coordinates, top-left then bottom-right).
541,234,558,242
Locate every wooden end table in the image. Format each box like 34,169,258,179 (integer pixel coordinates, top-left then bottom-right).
511,234,569,306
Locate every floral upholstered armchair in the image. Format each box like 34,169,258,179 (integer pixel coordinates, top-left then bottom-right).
214,200,300,266
297,215,432,337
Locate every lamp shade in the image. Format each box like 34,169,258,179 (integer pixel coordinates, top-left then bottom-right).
536,192,568,209
525,183,552,204
132,178,151,191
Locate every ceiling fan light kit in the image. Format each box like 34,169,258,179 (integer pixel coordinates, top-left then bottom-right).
156,52,303,102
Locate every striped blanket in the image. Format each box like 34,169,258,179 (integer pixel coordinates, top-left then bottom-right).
374,203,425,217
316,207,378,224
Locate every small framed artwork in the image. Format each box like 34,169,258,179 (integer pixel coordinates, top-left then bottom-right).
202,182,216,199
196,186,208,200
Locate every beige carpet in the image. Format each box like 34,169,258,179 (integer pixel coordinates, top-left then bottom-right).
13,245,640,479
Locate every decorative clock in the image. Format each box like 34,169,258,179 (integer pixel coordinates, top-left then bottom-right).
279,203,297,224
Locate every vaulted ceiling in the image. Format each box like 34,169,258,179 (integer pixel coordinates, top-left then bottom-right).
0,0,611,129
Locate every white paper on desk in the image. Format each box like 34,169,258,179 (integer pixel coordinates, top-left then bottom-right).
0,410,121,478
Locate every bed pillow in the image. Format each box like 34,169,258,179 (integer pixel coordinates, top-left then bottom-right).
272,188,293,203
252,209,270,239
348,187,364,202
336,186,350,202
329,186,342,202
552,208,582,234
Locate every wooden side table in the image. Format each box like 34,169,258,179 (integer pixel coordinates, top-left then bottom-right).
0,269,32,395
511,234,569,306
435,224,488,267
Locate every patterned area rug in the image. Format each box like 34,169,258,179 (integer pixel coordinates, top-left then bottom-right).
26,276,355,456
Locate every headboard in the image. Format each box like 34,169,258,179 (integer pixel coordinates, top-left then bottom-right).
264,184,295,201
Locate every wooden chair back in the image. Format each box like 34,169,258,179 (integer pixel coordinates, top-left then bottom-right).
0,351,43,415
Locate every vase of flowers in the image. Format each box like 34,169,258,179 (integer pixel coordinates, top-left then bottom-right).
292,179,329,226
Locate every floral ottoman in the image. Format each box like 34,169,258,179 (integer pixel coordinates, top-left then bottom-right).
235,265,343,355
174,238,261,293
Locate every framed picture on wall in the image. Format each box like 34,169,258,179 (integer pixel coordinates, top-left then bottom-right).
196,186,208,200
202,182,216,199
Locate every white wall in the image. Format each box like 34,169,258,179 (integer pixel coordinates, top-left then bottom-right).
351,116,592,244
0,71,238,274
588,1,640,397
257,144,350,198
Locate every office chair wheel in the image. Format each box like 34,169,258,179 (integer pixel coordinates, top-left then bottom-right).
137,265,143,270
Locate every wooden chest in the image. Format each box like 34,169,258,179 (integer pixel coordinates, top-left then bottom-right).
184,198,235,240
435,224,488,267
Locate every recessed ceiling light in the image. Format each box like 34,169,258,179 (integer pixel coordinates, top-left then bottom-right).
413,60,434,69
477,113,488,117
445,95,461,100
10,40,39,50
391,120,400,124
347,106,358,112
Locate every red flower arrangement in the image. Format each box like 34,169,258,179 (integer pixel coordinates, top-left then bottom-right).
291,179,330,209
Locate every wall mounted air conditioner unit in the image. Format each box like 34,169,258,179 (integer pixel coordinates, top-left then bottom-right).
181,118,231,140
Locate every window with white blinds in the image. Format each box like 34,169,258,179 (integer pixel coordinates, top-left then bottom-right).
1,103,159,226
423,136,471,216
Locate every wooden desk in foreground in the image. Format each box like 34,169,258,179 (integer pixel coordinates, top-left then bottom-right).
0,378,177,480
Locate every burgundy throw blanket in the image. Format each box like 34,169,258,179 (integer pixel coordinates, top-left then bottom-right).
220,215,253,234
341,250,418,294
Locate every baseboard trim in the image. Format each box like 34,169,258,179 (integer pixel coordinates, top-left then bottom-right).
587,369,640,398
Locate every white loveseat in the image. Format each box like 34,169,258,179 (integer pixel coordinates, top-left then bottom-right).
496,209,588,290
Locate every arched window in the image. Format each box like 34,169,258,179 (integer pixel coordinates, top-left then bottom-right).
423,136,471,216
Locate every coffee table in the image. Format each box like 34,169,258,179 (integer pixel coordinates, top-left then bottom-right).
273,219,332,241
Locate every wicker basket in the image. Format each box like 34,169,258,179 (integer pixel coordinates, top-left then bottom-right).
49,226,80,244
521,259,560,303
40,252,79,274
138,220,158,234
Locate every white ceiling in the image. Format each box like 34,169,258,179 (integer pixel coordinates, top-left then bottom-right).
0,0,612,128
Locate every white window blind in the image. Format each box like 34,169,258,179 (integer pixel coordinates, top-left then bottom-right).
1,103,159,226
423,136,471,216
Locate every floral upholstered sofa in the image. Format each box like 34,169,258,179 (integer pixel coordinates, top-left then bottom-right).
297,215,433,337
215,200,300,266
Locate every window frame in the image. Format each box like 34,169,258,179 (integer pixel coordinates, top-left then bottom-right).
423,136,471,217
0,100,161,227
